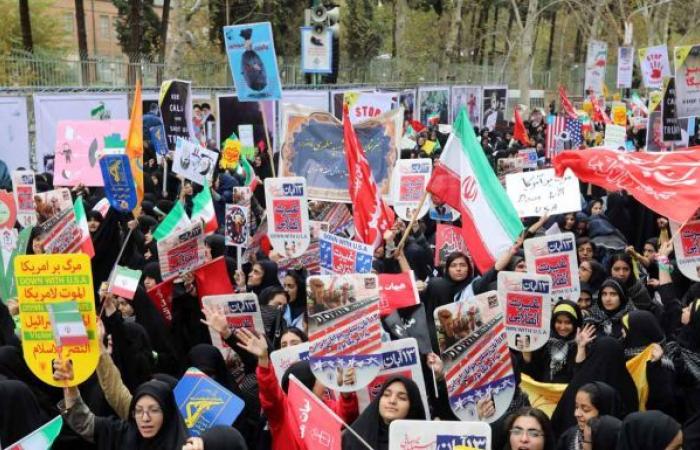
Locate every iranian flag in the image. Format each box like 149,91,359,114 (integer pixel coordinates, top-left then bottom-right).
153,202,191,241
109,265,142,300
191,188,218,234
48,301,89,348
74,197,95,258
427,107,523,273
6,416,63,450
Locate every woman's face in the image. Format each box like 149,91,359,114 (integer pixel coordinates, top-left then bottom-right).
554,315,575,338
601,286,621,311
133,395,164,438
118,298,134,318
88,217,100,234
248,264,265,287
657,217,669,229
642,244,656,259
611,260,631,281
578,292,592,311
509,416,545,450
590,202,603,215
578,244,594,262
280,331,302,349
574,391,599,431
268,293,288,308
447,257,470,282
378,381,411,424
183,183,193,196
31,237,43,254
564,214,576,230
579,261,592,283
514,259,527,273
283,275,298,302
143,276,157,291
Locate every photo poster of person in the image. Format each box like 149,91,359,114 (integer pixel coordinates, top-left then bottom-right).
481,86,508,132
645,110,694,151
451,85,482,126
158,80,194,150
216,94,275,157
417,86,450,125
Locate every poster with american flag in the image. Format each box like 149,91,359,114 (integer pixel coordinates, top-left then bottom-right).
307,274,382,392
546,115,583,159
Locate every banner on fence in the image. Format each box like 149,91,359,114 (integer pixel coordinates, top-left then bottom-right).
0,97,30,170
585,40,608,96
639,45,671,89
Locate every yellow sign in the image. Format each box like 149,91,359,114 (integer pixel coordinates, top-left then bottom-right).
219,137,242,170
14,254,98,387
611,102,627,126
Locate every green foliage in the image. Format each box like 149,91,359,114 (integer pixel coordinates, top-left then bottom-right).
0,0,68,56
112,0,162,58
343,0,382,66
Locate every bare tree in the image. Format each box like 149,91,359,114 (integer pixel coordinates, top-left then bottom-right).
511,0,539,105
75,0,90,84
18,0,33,53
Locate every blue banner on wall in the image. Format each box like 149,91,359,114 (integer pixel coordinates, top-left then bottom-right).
99,154,136,212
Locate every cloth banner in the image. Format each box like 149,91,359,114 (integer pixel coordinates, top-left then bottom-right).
519,373,566,418
11,170,36,227
639,45,671,89
0,97,30,170
671,215,700,281
389,420,491,450
201,294,265,360
159,80,194,150
156,221,206,280
287,375,344,450
524,232,581,302
617,46,635,89
319,232,373,274
584,40,608,96
505,168,581,218
264,177,311,258
497,271,552,352
100,154,137,212
674,44,700,118
391,158,432,221
378,272,420,317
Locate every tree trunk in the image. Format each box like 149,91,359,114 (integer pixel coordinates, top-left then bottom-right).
489,5,499,66
546,10,556,70
473,2,488,63
517,0,539,106
443,0,464,75
393,0,407,79
165,0,187,79
75,0,90,85
478,4,490,66
157,0,171,84
126,0,142,87
18,0,33,53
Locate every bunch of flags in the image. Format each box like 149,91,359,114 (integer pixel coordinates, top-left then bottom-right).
153,188,218,241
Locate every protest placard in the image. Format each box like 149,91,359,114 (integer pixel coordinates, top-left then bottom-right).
265,177,310,258
99,154,136,212
505,168,580,218
0,227,29,303
172,138,218,186
0,190,16,229
517,148,539,169
300,27,333,74
277,241,321,281
671,216,700,282
307,274,382,392
157,221,206,280
429,203,460,222
389,420,491,450
524,232,581,302
674,44,700,118
645,111,693,151
319,232,373,274
356,338,429,417
434,224,468,268
270,342,311,386
309,221,330,240
611,102,627,126
174,367,245,436
159,80,194,149
391,158,431,221
662,77,682,143
201,294,265,359
378,272,420,317
11,170,36,227
639,45,671,89
584,40,607,96
225,204,249,247
14,254,98,387
223,22,282,101
343,91,396,124
604,124,628,150
498,271,552,352
36,207,84,255
617,46,634,88
311,202,354,237
434,290,501,355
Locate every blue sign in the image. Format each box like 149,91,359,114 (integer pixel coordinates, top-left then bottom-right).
174,367,245,437
149,125,169,156
223,22,282,101
99,154,136,212
319,232,373,274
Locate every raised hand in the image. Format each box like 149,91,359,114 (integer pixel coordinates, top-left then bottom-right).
200,304,231,339
235,328,269,366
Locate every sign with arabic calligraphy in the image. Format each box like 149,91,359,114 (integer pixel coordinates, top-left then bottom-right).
157,221,207,280
674,44,700,119
497,271,552,352
671,216,700,282
524,232,581,302
11,170,37,228
435,224,469,267
99,154,136,212
307,274,382,392
378,272,420,317
389,419,491,450
174,367,245,437
505,168,580,218
14,254,98,387
264,177,310,258
356,338,429,417
391,158,432,221
201,294,265,360
319,232,373,275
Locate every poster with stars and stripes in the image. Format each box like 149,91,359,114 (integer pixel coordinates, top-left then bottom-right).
319,232,373,274
389,419,491,450
307,274,382,392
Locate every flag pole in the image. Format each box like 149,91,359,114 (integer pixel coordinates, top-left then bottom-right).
106,227,134,297
396,191,429,250
162,158,168,198
261,102,276,177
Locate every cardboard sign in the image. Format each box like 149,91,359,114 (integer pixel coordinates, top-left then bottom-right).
344,91,396,124
391,158,432,221
310,221,330,240
505,168,580,218
429,203,460,222
671,217,700,281
172,138,218,186
517,148,539,169
389,420,491,450
0,227,30,303
11,170,36,227
14,254,98,387
617,46,634,89
201,294,265,359
674,44,700,119
99,154,136,212
36,207,86,255
662,77,682,142
434,290,501,355
53,120,129,187
157,221,206,280
225,204,249,247
265,177,311,258
442,315,515,422
319,232,373,275
0,190,17,229
378,272,420,317
270,342,311,386
223,22,282,101
277,241,321,282
159,80,194,150
497,271,552,351
524,232,581,302
435,224,468,267
604,124,628,150
639,45,671,89
307,274,382,392
174,367,245,437
611,102,628,126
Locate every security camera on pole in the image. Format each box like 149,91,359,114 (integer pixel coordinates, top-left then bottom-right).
302,2,340,83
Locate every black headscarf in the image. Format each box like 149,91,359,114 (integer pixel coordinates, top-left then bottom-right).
142,262,162,285
589,415,621,450
584,278,635,338
281,360,316,394
248,260,281,296
616,411,681,450
284,268,307,323
342,376,426,450
622,310,665,358
683,409,700,450
187,344,239,393
585,260,607,295
111,321,156,393
200,425,248,450
678,299,700,352
205,234,226,259
0,379,48,445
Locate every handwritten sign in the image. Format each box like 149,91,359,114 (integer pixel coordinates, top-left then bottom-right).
201,294,265,360
434,224,468,267
524,232,581,301
497,271,552,352
505,168,580,218
14,254,98,387
391,158,432,221
99,154,136,212
0,190,17,229
603,124,627,150
172,138,218,186
389,420,491,450
319,232,373,275
264,177,310,258
307,274,382,392
11,170,36,227
378,272,420,317
157,221,206,280
671,217,700,281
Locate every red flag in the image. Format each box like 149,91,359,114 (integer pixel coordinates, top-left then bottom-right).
194,256,234,298
589,94,612,124
287,375,344,450
553,148,700,223
558,85,579,119
343,105,395,248
409,120,426,133
378,272,420,317
147,278,174,325
513,107,530,146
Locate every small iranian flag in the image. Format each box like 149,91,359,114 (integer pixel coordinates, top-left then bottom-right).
153,202,191,241
48,301,89,348
6,416,63,450
191,188,218,234
109,265,142,300
427,111,440,125
74,197,95,258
